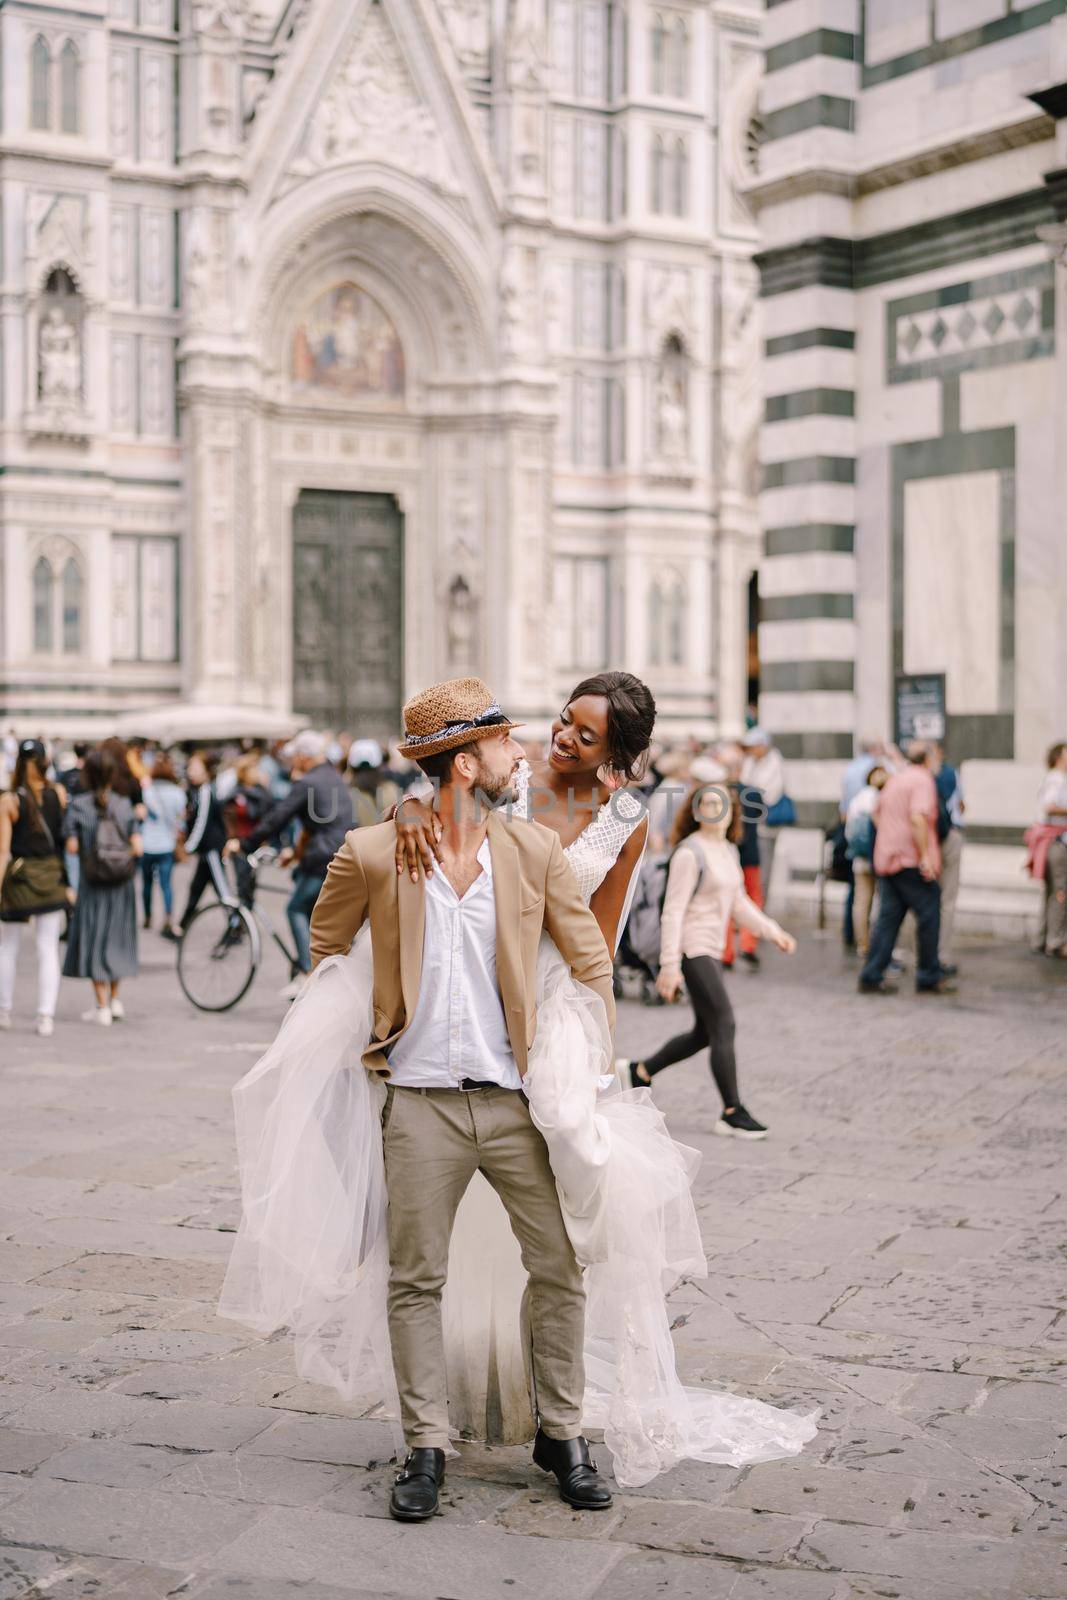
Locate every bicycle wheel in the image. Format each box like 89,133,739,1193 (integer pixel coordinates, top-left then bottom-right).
178,901,260,1012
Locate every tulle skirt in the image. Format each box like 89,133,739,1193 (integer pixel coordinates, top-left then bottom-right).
218,928,818,1487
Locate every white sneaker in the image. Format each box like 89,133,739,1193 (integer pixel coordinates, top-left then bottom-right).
280,974,308,1002
36,1015,54,1038
0,1010,11,1030
81,1006,112,1026
110,999,125,1021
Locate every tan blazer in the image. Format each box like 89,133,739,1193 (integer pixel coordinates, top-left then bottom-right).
309,809,616,1078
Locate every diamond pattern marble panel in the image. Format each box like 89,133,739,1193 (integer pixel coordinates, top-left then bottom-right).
895,288,1040,364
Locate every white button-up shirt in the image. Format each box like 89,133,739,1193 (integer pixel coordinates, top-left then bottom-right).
387,837,522,1091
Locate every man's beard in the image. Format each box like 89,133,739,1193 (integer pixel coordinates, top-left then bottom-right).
472,764,515,805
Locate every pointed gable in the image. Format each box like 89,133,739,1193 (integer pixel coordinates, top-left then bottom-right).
292,2,459,194
246,0,500,223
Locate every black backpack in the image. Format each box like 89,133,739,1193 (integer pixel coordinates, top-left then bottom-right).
625,837,706,970
84,799,136,886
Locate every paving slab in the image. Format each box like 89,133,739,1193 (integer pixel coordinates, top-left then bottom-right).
162,1448,357,1507
794,1521,1040,1600
586,1548,738,1599
240,1412,399,1466
726,1461,920,1526
0,1428,70,1474
613,1500,809,1561
120,1399,279,1453
35,1439,186,1490
210,1504,627,1597
0,1477,259,1565
0,1546,70,1600
1,1555,188,1599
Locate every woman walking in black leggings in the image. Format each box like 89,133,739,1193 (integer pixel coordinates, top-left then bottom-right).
622,777,797,1139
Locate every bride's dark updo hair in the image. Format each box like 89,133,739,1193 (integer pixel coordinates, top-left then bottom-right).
566,671,656,783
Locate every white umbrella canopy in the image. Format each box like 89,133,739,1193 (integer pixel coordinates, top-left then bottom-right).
110,701,306,744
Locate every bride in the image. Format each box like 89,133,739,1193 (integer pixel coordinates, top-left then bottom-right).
219,671,816,1488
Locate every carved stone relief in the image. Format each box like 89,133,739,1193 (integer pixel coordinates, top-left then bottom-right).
438,0,490,65
141,210,172,307
142,337,173,437
182,208,230,326
110,207,133,301
26,194,90,289
507,0,549,89
721,45,762,236
110,333,135,432
140,0,171,27
720,260,760,499
295,5,460,194
500,243,540,361
110,48,132,159
141,53,169,163
645,265,694,349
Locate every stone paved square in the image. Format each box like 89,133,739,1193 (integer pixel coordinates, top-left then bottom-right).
0,920,1064,1599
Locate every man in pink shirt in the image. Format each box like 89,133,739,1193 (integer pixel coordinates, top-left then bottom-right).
859,741,955,995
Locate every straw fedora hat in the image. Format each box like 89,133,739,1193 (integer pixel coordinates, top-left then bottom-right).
396,677,524,760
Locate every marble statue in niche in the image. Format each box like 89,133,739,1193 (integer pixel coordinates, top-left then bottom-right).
655,334,688,462
39,309,81,405
37,269,83,408
291,282,405,398
446,573,478,671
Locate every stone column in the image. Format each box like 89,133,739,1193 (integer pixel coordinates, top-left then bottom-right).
750,0,860,826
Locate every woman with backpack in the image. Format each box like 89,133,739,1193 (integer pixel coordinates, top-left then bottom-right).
620,778,797,1139
0,738,71,1037
62,747,142,1026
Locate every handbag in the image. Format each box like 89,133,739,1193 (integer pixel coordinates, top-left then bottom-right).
0,791,67,917
765,794,797,828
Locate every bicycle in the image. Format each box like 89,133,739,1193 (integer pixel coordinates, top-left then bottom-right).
177,847,303,1012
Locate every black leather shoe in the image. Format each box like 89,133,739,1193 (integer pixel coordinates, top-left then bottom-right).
532,1429,613,1510
389,1448,445,1522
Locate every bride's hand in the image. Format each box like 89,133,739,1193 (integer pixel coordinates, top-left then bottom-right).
394,797,442,881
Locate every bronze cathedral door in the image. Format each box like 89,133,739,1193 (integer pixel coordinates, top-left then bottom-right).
291,490,403,740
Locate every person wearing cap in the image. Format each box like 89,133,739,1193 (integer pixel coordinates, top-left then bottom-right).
226,730,353,998
309,678,624,1520
0,738,70,1037
345,738,402,830
740,726,790,913
221,678,618,1520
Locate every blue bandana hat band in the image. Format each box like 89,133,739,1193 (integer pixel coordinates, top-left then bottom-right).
402,701,511,748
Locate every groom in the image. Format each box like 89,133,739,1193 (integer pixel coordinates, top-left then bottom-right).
309,678,616,1522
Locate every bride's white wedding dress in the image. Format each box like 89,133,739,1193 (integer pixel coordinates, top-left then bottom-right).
218,765,816,1487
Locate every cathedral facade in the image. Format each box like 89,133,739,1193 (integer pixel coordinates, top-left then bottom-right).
1,0,764,742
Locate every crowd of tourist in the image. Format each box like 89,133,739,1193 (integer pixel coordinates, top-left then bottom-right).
0,717,1063,1040
0,728,422,1030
